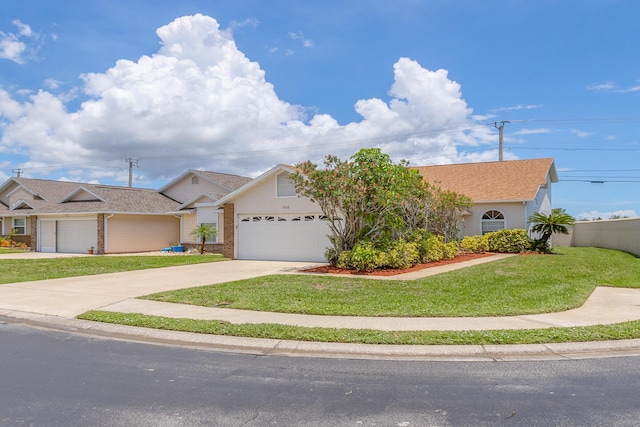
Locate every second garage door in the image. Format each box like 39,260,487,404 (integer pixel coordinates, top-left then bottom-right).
237,213,331,262
56,219,98,253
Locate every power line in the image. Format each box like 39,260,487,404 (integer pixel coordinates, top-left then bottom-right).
509,146,640,152
560,179,640,183
562,169,640,172
5,124,493,174
510,117,640,124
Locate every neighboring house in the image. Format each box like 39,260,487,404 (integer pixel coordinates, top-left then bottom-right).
0,169,251,254
217,158,558,262
413,158,558,237
0,178,181,254
158,169,252,252
215,164,332,262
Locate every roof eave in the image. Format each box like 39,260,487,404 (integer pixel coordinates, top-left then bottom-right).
215,164,295,206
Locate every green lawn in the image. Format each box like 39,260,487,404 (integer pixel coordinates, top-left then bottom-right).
0,248,29,255
143,247,640,317
78,311,640,345
75,247,640,345
0,254,227,284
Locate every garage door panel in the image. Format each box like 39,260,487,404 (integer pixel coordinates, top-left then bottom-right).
238,214,330,262
57,220,98,253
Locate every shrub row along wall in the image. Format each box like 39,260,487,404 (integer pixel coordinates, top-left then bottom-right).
565,218,640,257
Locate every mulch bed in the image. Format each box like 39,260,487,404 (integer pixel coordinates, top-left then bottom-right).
301,252,497,276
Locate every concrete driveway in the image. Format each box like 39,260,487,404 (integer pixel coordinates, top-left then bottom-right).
0,259,319,318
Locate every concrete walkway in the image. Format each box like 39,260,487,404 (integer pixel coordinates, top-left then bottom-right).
2,253,640,360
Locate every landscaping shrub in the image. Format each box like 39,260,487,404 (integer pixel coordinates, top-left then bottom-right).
485,229,531,253
0,235,27,249
385,240,420,270
443,241,459,259
336,241,385,271
459,235,489,253
423,234,446,262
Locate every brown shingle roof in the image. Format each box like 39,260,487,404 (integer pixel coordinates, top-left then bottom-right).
5,178,179,215
192,170,253,191
413,158,557,202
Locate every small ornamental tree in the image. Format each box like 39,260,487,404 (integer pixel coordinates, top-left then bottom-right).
528,208,575,252
190,223,217,254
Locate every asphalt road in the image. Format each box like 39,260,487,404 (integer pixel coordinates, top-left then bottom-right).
2,321,640,426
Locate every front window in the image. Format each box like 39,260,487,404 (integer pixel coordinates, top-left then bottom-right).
276,172,297,197
12,218,26,235
201,223,217,243
481,210,505,234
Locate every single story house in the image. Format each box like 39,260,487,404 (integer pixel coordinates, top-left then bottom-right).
216,158,558,262
413,158,558,237
215,164,332,262
0,169,251,254
158,169,252,252
0,177,181,254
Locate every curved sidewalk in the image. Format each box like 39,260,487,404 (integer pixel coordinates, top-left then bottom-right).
2,254,640,360
99,286,640,331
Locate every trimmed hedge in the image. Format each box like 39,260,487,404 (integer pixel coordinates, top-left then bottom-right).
337,231,460,271
485,229,531,253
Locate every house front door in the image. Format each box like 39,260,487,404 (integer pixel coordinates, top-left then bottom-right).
39,220,57,253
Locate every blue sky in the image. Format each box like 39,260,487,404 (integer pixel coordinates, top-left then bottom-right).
1,0,639,219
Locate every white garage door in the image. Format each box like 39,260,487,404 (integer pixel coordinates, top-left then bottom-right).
237,213,331,262
56,219,98,253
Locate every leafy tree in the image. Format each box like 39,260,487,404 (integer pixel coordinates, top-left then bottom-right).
427,186,472,242
190,223,217,254
528,208,575,251
292,148,470,265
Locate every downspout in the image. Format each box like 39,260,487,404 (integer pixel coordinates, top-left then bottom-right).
524,201,530,238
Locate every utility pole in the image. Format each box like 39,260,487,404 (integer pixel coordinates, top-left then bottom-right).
125,158,139,187
495,121,510,161
12,168,23,178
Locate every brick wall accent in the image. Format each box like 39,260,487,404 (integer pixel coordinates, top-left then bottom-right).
223,203,235,259
183,243,224,254
97,213,105,254
29,216,37,250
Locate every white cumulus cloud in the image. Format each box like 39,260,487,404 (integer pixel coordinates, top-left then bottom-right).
0,20,38,64
0,14,495,184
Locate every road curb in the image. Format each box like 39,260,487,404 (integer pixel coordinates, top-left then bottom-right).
3,310,640,362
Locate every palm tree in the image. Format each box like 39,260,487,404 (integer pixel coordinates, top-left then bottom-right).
528,208,575,251
190,224,217,254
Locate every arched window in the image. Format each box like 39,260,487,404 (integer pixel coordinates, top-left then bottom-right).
481,210,505,234
191,176,199,185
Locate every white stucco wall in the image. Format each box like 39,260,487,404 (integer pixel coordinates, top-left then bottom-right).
106,214,180,253
162,174,230,204
231,173,322,215
460,202,527,236
572,218,640,256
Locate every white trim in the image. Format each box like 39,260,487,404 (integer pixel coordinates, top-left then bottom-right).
59,186,106,203
480,209,506,234
176,193,218,210
275,171,297,198
216,164,296,207
12,200,35,210
6,185,38,199
159,169,237,193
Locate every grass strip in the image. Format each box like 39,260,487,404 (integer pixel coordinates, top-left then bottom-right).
0,254,226,284
143,247,640,317
78,310,640,345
